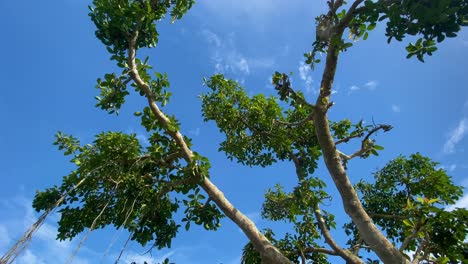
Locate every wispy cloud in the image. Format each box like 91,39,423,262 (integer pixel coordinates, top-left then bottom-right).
391,104,401,113
189,127,200,137
449,164,457,172
443,118,468,154
446,193,468,211
348,80,378,94
0,197,93,264
298,62,315,93
349,85,360,91
0,225,11,252
364,80,378,90
200,0,306,26
202,29,221,47
201,30,274,76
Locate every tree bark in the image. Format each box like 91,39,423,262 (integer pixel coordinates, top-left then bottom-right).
127,30,292,264
312,19,410,264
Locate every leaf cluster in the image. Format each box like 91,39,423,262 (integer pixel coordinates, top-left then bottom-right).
89,0,194,64
346,153,468,263
33,131,222,249
201,74,320,176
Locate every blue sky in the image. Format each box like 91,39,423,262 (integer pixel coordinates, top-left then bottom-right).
0,0,467,263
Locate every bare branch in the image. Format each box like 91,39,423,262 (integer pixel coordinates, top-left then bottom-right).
338,124,393,161
299,249,306,264
303,247,338,255
127,29,292,264
350,237,365,256
335,132,364,145
314,204,365,264
362,124,393,144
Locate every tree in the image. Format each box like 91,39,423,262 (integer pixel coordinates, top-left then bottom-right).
1,0,467,263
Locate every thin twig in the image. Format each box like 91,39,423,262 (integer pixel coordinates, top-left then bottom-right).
0,177,87,264
314,204,364,264
114,233,133,264
66,199,111,264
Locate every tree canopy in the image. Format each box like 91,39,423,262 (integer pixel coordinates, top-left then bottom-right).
1,0,468,264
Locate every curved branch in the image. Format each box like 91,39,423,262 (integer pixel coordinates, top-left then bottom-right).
303,247,338,255
311,2,410,263
127,30,291,264
290,146,361,263
314,204,365,264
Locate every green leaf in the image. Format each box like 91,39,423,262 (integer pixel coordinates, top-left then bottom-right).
373,145,384,150
363,32,369,40
402,219,414,227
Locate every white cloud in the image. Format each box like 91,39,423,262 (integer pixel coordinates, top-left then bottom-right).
16,249,46,264
348,85,360,95
446,193,468,211
449,164,457,172
348,80,378,94
391,104,401,113
0,197,93,264
443,118,468,154
461,177,468,187
236,58,250,75
0,224,11,252
202,30,274,76
364,80,378,90
189,127,200,137
298,62,315,93
200,0,306,26
201,29,221,47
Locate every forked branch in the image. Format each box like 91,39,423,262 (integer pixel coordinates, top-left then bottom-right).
127,29,292,264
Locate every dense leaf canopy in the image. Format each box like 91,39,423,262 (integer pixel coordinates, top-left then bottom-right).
2,0,465,264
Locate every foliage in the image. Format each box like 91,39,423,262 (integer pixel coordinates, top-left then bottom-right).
33,0,223,253
346,154,468,263
15,0,468,263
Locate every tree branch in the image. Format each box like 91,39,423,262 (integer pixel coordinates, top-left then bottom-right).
336,0,365,32
127,29,292,264
335,132,364,145
299,249,306,264
368,212,408,220
314,204,365,264
274,116,313,128
311,2,410,263
303,247,338,255
337,124,392,161
350,237,365,256
399,217,425,252
411,238,429,264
